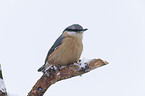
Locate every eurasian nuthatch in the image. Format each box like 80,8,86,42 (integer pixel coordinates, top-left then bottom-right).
38,24,88,72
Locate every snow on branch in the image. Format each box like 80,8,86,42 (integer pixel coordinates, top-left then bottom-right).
0,64,7,96
28,58,109,96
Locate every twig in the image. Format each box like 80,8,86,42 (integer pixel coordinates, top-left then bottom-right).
28,59,108,96
0,64,7,96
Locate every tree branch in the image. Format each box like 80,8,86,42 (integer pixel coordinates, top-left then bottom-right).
0,64,7,96
28,59,108,96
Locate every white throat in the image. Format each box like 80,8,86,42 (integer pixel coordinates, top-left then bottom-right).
67,31,83,35
67,31,83,39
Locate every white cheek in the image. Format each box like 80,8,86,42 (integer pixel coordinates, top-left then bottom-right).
67,31,77,35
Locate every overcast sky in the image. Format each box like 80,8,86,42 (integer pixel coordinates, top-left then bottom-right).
0,0,145,96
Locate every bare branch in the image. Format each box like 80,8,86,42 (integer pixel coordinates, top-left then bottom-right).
28,59,108,96
0,64,7,96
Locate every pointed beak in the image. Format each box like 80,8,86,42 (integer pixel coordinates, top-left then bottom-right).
80,28,88,32
82,28,88,31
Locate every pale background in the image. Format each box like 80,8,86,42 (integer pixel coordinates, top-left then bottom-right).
0,0,145,96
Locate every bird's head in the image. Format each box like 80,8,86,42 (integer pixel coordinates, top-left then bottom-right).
63,24,88,38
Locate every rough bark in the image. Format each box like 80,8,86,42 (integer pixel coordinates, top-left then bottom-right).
28,59,108,96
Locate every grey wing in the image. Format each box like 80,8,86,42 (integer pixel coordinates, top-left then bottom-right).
44,35,65,64
38,35,65,72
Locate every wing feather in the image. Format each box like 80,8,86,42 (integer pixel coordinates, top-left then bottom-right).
44,35,65,64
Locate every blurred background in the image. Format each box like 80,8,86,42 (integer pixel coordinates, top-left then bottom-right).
0,0,145,96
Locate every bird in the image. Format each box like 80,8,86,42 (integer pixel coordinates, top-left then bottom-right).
38,24,88,73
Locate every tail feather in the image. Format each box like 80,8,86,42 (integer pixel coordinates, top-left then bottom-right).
38,65,45,72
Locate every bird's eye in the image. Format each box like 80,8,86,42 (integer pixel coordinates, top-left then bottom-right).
66,29,82,32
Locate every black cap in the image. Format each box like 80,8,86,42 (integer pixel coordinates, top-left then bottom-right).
64,24,88,32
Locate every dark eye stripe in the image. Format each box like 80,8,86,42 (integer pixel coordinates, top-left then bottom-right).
65,28,88,32
66,29,83,31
